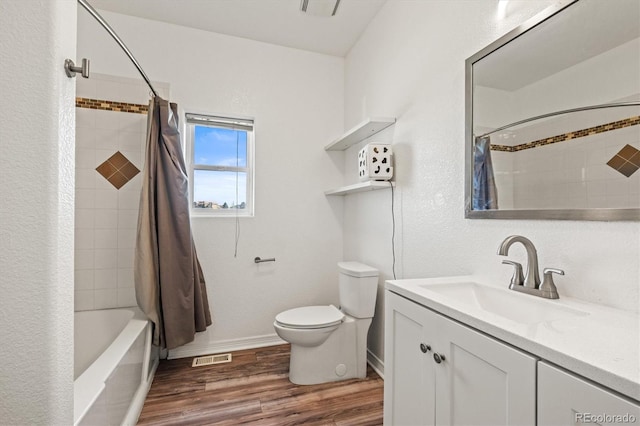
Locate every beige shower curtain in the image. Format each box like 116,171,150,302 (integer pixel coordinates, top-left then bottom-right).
135,97,211,350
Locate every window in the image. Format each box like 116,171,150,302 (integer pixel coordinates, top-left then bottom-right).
186,113,254,216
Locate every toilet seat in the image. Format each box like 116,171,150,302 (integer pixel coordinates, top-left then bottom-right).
275,305,344,329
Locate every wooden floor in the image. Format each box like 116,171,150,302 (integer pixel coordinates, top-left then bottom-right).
137,344,384,425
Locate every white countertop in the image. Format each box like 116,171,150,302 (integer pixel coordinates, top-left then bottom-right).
386,275,640,402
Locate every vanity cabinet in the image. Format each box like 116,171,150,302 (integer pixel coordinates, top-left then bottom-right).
384,291,537,426
538,362,640,425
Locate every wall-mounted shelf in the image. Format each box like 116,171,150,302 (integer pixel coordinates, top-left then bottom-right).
325,181,394,196
325,117,397,151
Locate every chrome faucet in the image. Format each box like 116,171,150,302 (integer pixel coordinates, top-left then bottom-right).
497,235,540,289
497,235,563,299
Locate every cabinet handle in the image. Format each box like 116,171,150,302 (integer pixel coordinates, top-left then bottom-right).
420,343,431,353
433,353,446,364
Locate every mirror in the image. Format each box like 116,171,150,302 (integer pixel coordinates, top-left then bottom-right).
465,0,640,220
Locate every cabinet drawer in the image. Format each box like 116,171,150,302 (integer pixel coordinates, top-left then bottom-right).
538,362,640,425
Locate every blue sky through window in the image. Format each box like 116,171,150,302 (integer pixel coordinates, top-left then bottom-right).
194,125,247,167
193,125,248,208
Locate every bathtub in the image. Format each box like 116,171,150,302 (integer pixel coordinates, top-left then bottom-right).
74,308,158,426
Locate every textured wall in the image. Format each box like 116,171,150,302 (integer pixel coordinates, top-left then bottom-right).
0,1,76,424
343,0,640,363
77,11,345,355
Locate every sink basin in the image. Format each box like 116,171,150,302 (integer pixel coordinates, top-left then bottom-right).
420,282,589,325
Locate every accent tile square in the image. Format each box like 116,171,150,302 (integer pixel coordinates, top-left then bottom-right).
120,162,140,179
618,161,639,178
108,171,129,189
606,155,626,170
96,151,141,189
618,144,640,160
607,144,640,177
109,151,129,168
96,161,117,179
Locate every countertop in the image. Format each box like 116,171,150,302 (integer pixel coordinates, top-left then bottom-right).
386,275,640,402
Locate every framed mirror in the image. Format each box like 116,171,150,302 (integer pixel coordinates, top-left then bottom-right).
465,0,640,220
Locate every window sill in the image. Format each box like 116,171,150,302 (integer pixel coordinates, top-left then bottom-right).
191,211,254,218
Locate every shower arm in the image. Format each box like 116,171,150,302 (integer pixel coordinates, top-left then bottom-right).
77,0,159,98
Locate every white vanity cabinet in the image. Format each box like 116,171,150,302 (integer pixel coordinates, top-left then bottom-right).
538,362,640,425
384,290,537,426
384,289,435,425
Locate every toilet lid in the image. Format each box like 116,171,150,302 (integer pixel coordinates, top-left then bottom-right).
275,305,344,329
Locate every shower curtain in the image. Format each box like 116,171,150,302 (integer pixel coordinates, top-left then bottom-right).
472,135,498,210
135,97,212,350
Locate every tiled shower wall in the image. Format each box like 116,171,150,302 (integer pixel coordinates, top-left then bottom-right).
492,125,640,209
74,74,169,311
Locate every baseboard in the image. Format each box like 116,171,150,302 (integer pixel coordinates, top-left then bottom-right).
168,334,383,379
167,333,287,360
367,349,384,379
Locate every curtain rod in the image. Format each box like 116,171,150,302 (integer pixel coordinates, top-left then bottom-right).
77,0,159,98
477,101,640,138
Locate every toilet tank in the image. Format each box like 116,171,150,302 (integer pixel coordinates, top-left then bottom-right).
338,261,379,318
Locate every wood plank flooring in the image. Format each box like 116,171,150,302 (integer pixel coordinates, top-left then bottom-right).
137,344,384,425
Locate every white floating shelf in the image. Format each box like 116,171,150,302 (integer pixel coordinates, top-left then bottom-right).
324,117,396,151
325,181,394,196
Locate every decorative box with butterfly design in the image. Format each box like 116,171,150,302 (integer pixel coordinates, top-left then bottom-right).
358,144,393,181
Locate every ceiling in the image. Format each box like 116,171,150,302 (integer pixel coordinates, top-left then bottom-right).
86,0,387,57
474,0,640,91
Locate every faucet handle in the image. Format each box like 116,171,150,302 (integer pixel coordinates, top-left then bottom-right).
543,268,564,276
502,260,524,288
540,268,564,299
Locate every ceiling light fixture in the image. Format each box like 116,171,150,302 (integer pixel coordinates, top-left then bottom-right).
300,0,341,17
497,0,509,19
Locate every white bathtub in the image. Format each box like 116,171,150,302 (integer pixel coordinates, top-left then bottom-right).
74,308,158,426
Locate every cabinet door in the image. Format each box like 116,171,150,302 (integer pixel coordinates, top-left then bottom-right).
384,291,436,426
538,362,640,426
434,315,537,426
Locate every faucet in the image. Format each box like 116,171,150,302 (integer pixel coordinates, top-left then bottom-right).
497,235,540,289
497,235,563,299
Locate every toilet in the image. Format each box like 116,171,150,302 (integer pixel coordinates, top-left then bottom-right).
273,261,379,385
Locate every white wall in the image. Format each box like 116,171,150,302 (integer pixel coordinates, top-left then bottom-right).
344,0,640,364
77,11,345,355
515,37,640,123
0,1,75,424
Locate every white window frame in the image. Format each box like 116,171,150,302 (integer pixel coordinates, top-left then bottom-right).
185,112,255,217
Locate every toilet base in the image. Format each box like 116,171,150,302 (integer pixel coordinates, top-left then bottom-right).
288,317,372,385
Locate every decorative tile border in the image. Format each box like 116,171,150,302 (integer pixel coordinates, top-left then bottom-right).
490,144,513,152
491,115,640,152
76,97,148,114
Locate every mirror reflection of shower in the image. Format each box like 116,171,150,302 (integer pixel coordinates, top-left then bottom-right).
467,0,640,218
487,103,640,210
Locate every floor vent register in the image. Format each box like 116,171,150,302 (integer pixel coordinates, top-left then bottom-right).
192,353,232,367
